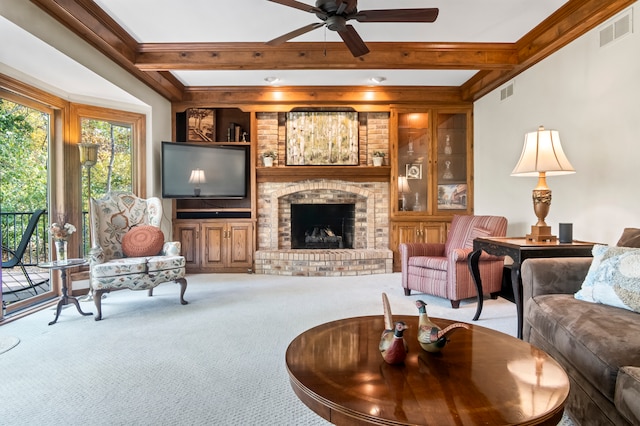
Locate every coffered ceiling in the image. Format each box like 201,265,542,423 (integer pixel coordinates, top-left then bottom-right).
21,0,638,102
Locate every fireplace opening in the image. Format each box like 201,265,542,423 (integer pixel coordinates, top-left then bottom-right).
291,203,355,249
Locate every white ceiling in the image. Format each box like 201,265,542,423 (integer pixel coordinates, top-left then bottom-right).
1,0,569,102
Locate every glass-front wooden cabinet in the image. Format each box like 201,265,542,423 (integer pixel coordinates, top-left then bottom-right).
435,111,470,213
390,107,472,271
396,112,430,213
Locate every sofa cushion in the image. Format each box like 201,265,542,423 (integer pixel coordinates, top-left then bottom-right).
615,366,640,424
575,245,640,313
147,255,186,272
91,257,149,279
526,294,640,402
408,256,447,271
617,228,640,248
122,225,164,257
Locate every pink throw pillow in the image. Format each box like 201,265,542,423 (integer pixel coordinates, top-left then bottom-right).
122,225,164,257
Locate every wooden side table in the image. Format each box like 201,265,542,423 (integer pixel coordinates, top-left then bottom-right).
38,259,93,325
468,237,595,339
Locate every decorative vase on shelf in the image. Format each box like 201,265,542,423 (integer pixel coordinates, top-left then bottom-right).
373,156,383,167
444,135,453,155
413,192,423,211
443,160,454,180
55,240,68,264
263,156,274,167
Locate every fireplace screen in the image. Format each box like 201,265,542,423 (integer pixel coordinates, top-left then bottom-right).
291,204,355,249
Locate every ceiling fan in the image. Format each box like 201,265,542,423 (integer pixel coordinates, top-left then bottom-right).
266,0,439,57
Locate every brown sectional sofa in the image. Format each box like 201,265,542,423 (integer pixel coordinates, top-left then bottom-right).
522,256,640,425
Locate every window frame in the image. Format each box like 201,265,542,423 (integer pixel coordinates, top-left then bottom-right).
1,73,148,321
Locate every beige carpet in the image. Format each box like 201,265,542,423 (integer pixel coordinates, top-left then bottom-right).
0,272,573,425
0,335,20,354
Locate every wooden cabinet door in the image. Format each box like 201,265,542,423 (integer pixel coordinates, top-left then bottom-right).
421,222,447,244
391,221,447,271
395,222,423,245
202,222,225,270
174,222,199,270
227,222,254,269
391,221,421,271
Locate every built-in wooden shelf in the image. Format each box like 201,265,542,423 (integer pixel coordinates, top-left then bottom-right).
256,166,391,183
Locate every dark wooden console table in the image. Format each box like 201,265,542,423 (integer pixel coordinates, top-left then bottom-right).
468,237,596,339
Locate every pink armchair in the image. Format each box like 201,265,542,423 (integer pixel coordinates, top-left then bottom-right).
400,215,507,308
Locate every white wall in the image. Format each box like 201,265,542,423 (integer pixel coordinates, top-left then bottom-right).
474,5,640,245
0,0,172,202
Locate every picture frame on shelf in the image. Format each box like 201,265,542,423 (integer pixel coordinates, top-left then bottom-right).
187,108,215,142
438,184,468,210
406,163,422,179
285,111,359,165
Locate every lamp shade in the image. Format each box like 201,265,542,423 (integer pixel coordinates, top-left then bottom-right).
188,169,206,184
78,142,99,167
511,126,575,177
398,175,410,193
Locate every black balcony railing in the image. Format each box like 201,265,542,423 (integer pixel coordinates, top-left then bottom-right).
1,211,91,266
1,211,49,265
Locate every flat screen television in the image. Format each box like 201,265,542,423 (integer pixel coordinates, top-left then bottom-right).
162,141,248,199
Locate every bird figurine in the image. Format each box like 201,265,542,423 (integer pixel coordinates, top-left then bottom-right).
379,321,409,364
379,293,409,364
415,300,469,353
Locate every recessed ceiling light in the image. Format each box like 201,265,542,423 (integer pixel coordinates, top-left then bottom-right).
264,76,280,84
370,76,387,84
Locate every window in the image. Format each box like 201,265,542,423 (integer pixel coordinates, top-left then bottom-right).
1,90,53,313
73,105,146,256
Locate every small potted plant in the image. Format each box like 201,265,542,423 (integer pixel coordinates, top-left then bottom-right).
372,151,385,167
263,150,277,167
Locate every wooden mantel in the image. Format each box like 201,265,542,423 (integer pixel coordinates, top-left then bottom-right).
256,166,390,183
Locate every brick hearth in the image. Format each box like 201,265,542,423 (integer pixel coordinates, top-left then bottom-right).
255,180,392,276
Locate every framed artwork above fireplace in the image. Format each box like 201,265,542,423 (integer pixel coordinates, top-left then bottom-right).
285,111,359,166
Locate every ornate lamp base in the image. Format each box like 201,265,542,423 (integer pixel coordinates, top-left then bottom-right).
526,225,557,242
526,187,557,242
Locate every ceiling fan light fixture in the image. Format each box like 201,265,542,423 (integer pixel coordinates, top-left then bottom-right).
370,76,386,84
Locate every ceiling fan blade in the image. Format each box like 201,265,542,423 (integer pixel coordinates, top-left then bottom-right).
267,0,325,16
266,22,325,46
354,8,439,23
337,25,370,57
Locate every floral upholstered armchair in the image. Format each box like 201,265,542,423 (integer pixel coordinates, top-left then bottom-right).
89,192,187,320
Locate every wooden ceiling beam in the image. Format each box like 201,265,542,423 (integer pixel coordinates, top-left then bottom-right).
178,86,467,109
461,0,636,101
135,42,517,71
30,0,185,101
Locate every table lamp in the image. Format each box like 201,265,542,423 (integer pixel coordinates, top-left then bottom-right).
188,168,206,197
398,175,410,211
511,126,575,242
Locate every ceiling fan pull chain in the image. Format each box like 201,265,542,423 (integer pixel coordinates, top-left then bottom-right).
324,26,327,57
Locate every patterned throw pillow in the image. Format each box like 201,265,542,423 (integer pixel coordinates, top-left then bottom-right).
575,244,640,313
122,225,165,257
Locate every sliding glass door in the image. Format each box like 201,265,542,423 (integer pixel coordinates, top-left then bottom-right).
1,92,53,315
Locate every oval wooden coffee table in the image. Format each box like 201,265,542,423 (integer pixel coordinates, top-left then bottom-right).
286,315,569,426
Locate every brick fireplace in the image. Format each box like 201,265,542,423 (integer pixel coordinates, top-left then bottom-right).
254,180,392,276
